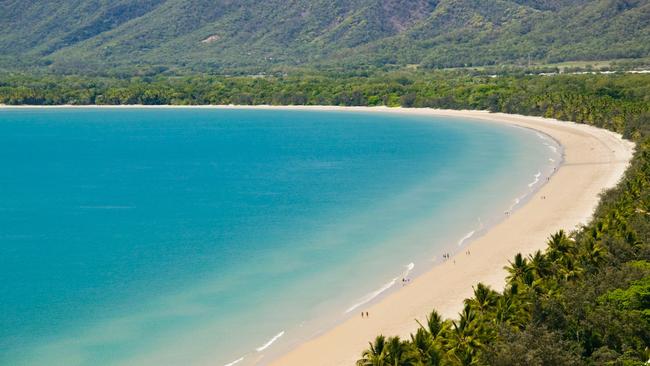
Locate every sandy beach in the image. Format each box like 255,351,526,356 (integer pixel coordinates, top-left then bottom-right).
255,107,635,366
0,105,635,365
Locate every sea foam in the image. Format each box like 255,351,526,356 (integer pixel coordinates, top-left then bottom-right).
543,142,558,153
528,171,542,188
457,230,475,246
256,331,285,352
345,263,415,313
223,356,245,366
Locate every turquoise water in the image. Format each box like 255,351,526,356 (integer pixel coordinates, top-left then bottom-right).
0,108,560,366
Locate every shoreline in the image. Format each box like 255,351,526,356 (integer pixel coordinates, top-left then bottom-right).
0,106,635,365
239,106,634,366
259,108,631,366
262,108,634,366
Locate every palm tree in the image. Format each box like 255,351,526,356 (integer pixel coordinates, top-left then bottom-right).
547,230,576,265
465,283,497,314
494,292,514,326
495,288,530,329
560,256,584,281
357,335,388,366
410,328,442,366
504,253,531,285
579,237,606,269
590,221,609,240
385,336,418,366
528,250,552,278
416,310,445,340
447,305,484,366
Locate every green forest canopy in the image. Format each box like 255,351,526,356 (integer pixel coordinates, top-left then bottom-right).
1,0,649,73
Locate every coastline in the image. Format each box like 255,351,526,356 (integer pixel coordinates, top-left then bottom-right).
0,106,635,365
262,108,633,366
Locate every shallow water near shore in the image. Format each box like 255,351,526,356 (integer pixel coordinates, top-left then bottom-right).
0,108,559,366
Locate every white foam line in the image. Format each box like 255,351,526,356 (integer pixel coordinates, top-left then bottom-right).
457,230,475,246
404,262,415,276
256,331,285,352
345,263,414,313
508,197,521,211
547,145,558,153
528,171,542,188
345,279,397,313
223,356,245,366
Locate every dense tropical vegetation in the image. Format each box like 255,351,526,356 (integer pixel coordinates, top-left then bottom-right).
1,72,649,130
1,0,649,73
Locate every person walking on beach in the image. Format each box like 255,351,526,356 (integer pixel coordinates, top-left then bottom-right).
366,311,369,317
361,312,364,318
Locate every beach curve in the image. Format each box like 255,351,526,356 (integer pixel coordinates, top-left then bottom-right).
0,105,635,365
263,107,635,366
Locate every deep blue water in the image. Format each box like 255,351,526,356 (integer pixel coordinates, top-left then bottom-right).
0,108,559,365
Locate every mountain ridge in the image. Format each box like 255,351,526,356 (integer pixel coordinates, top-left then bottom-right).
1,0,648,73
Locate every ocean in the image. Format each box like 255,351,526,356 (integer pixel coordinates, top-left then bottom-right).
0,108,560,366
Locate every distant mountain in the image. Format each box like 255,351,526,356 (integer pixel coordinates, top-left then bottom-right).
1,0,648,73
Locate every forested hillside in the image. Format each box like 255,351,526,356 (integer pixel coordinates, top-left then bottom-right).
1,0,649,73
